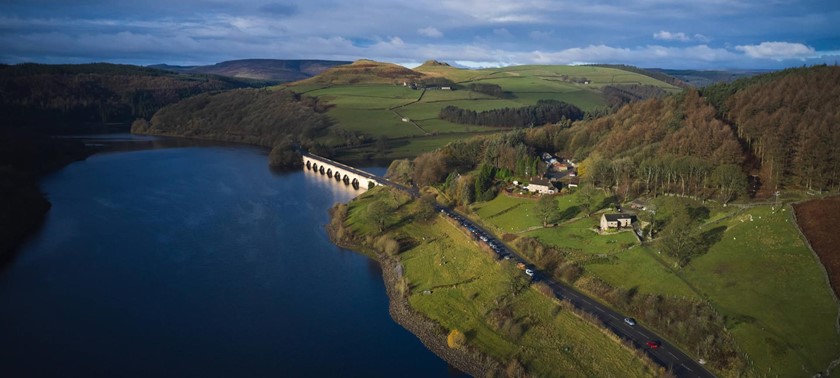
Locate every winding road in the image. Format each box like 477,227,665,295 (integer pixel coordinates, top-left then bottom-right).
435,205,715,378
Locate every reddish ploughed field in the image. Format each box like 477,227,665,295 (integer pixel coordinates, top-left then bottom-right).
794,196,840,298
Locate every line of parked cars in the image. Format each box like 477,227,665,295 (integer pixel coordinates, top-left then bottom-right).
439,207,537,281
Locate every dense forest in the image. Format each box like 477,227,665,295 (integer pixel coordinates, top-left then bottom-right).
132,89,335,164
709,65,840,191
438,100,584,128
0,63,264,130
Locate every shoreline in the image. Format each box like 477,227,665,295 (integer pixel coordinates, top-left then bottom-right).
326,221,498,377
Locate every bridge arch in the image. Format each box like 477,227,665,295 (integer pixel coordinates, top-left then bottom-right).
302,153,383,192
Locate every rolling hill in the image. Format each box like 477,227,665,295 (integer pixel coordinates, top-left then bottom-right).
149,59,350,83
284,61,681,161
289,59,427,86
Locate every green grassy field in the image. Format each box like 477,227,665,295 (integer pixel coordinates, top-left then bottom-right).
467,190,840,376
683,205,840,377
334,132,496,162
342,188,656,377
292,64,680,159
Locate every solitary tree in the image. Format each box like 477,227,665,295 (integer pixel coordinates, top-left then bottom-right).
536,195,558,227
659,208,702,267
416,194,437,221
577,185,599,216
367,200,393,232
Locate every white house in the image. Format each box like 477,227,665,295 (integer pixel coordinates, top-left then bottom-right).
600,214,637,230
526,178,556,194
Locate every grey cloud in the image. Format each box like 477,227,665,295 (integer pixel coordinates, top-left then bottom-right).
258,2,298,16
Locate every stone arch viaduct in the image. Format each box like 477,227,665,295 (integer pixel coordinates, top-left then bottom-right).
302,152,383,190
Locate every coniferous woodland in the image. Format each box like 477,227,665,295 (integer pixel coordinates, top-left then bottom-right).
601,84,669,109
438,99,584,128
718,65,840,191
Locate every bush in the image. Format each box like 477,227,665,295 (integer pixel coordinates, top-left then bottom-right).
374,235,401,256
447,329,467,349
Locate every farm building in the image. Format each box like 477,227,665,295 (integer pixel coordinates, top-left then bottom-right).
600,214,637,230
526,178,557,195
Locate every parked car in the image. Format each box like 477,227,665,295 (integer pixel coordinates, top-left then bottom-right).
525,269,534,277
624,317,636,326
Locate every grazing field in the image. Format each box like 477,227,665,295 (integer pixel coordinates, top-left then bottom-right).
467,191,840,377
683,205,840,377
291,63,680,159
793,196,840,298
334,133,491,162
342,187,656,377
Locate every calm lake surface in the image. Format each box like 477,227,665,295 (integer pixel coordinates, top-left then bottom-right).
0,137,456,377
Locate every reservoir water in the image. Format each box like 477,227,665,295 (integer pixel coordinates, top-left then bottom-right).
0,138,454,377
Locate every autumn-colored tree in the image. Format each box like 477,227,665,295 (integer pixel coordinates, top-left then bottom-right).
446,329,466,349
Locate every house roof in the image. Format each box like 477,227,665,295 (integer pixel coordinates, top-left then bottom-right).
603,214,636,222
529,178,552,186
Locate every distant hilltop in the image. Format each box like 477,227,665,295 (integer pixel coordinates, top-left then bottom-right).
148,59,351,83
288,59,427,85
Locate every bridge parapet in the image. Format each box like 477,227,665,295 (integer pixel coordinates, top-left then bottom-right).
302,153,383,190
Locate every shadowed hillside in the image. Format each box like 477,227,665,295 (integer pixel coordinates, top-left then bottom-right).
150,59,350,82
0,62,263,131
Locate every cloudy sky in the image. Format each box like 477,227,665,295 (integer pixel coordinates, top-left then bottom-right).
1,0,838,69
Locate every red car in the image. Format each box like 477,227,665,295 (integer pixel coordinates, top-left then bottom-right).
646,340,661,349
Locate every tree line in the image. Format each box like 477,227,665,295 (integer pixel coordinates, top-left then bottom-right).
438,99,584,128
602,84,668,110
132,89,335,166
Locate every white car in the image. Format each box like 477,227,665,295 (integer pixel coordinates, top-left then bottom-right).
624,317,636,326
525,269,534,277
